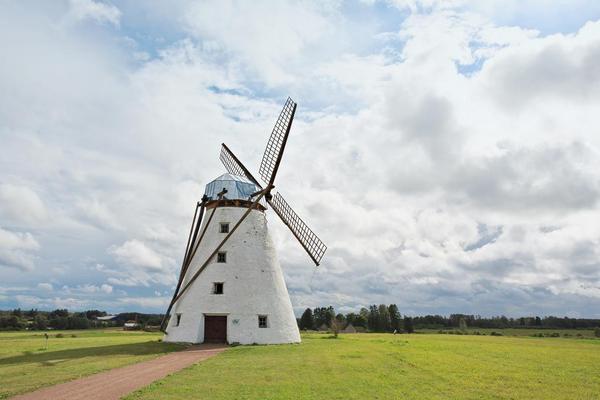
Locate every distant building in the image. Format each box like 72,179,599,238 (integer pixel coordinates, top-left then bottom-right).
123,320,140,330
96,315,116,321
341,323,357,333
318,323,329,332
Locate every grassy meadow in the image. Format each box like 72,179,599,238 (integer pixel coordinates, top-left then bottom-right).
0,328,182,399
1,329,599,399
127,332,600,400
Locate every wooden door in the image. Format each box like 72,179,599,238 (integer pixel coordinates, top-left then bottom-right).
204,315,227,343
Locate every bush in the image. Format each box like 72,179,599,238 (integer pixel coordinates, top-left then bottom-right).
55,333,64,338
594,327,600,338
490,331,503,336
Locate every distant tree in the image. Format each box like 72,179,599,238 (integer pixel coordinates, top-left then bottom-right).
335,313,346,324
378,304,391,332
49,317,69,330
0,316,24,330
49,309,69,319
367,305,379,331
299,308,315,330
69,316,90,329
330,317,341,338
85,310,107,320
347,312,368,328
595,327,600,338
12,308,22,317
313,306,335,328
535,316,542,326
459,317,468,332
388,304,401,331
34,314,48,330
25,308,38,318
403,316,414,333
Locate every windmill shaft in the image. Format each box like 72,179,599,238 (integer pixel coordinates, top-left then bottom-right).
161,202,202,331
161,201,215,331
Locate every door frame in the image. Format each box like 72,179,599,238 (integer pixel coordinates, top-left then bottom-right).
203,313,228,343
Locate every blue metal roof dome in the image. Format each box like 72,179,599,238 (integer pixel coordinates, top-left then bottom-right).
204,173,260,201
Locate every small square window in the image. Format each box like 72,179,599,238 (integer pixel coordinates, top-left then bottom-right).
220,223,229,233
258,315,268,328
213,282,224,295
176,314,182,327
217,252,227,263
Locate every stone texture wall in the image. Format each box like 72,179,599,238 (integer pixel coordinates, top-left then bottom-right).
164,205,300,345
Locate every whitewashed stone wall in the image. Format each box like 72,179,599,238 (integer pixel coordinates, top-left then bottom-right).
164,206,301,345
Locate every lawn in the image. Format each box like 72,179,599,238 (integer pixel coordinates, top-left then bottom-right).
0,328,182,399
127,332,600,400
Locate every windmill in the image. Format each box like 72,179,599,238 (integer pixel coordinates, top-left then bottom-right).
161,98,326,344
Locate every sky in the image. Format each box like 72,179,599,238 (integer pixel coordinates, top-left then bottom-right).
2,0,600,318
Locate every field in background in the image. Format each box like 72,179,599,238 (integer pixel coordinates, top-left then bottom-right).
418,328,598,337
128,332,600,400
0,328,182,399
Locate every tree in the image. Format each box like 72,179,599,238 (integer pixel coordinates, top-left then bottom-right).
388,304,401,331
595,327,600,338
459,317,468,332
85,310,107,320
313,306,335,328
299,308,314,330
367,305,379,331
403,316,414,333
49,309,69,319
378,304,391,332
34,315,48,330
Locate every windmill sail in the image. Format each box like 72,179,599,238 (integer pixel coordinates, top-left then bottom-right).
268,192,327,266
220,144,262,188
259,97,296,186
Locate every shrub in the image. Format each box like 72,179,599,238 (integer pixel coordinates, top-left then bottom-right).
490,331,503,336
55,333,64,338
594,327,600,338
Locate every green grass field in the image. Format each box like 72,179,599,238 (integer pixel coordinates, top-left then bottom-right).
0,329,182,399
2,330,599,399
126,332,600,400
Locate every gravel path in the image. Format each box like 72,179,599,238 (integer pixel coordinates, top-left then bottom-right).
11,344,226,400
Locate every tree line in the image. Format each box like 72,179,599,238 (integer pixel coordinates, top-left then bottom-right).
0,309,163,331
298,305,600,332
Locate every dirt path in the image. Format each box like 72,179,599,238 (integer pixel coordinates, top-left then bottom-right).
11,344,226,400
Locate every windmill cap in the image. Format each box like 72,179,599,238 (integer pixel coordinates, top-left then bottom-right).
204,173,260,201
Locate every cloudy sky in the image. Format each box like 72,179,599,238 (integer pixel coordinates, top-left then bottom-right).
2,0,600,317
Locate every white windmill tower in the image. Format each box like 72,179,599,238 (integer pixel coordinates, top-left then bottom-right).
161,98,327,344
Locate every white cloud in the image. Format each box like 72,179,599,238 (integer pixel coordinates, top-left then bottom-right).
0,228,40,271
1,1,600,317
101,283,113,294
67,0,121,26
37,283,53,291
118,296,170,309
0,184,47,224
109,240,164,271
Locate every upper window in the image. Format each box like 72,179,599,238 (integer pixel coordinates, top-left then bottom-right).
217,252,227,263
213,282,224,295
258,315,268,328
220,223,229,233
176,314,182,327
